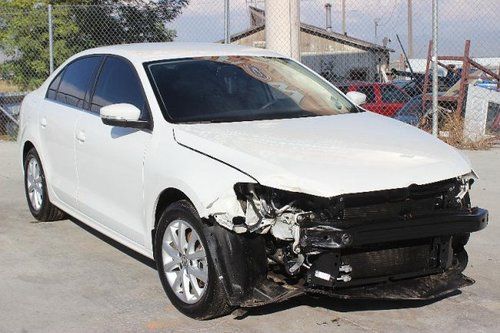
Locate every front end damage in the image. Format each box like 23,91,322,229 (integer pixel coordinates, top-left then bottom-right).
202,175,488,307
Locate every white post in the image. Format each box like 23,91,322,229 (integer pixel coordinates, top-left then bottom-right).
224,0,230,44
341,0,346,35
265,0,300,60
48,4,54,74
407,0,413,58
432,0,439,136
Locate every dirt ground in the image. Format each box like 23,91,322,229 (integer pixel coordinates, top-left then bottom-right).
0,141,499,333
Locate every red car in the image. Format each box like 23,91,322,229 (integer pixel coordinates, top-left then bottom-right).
336,82,411,117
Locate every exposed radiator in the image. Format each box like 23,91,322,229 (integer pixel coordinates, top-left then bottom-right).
341,243,434,279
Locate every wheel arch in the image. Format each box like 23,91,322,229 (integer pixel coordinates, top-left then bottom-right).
151,187,194,250
22,140,35,162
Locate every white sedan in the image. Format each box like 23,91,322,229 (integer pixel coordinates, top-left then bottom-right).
18,43,488,319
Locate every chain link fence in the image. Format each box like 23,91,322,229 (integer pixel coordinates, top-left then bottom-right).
1,0,499,147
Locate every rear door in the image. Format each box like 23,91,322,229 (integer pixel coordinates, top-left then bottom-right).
40,56,102,207
75,55,152,245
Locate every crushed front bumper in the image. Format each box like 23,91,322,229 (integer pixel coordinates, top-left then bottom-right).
207,207,488,308
300,207,488,249
306,270,474,301
299,208,488,301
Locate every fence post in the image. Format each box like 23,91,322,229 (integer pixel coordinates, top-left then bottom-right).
224,0,230,44
431,0,439,137
48,4,54,74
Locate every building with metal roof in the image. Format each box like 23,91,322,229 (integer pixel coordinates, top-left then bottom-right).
229,6,393,82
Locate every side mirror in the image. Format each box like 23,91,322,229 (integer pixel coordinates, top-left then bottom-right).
346,91,367,106
100,103,149,129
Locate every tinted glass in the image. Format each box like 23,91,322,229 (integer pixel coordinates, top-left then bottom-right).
336,85,349,94
398,96,423,116
147,56,358,123
91,57,146,117
381,85,410,103
356,86,376,103
56,56,101,108
46,70,64,100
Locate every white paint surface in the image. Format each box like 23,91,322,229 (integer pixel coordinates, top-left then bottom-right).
18,42,474,258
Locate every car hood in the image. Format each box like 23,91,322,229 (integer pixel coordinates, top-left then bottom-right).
173,112,472,197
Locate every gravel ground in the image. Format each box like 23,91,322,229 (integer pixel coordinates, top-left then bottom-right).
0,141,499,333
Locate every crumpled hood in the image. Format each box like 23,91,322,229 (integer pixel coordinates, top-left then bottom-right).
173,112,472,197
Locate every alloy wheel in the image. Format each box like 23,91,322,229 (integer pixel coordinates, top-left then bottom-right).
26,157,43,211
161,219,209,304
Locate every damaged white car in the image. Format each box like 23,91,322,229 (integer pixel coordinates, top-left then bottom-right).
18,43,488,319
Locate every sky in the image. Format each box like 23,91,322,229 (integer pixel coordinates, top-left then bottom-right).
166,0,500,60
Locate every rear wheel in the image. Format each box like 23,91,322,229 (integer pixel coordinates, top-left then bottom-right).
154,200,232,319
24,148,65,221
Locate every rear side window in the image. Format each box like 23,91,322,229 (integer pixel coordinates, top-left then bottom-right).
356,85,376,103
46,70,64,100
56,56,102,108
381,85,410,103
90,57,147,118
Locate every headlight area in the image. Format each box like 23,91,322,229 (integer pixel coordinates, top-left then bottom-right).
205,179,488,307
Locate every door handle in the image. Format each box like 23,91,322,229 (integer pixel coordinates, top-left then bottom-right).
76,130,86,143
40,118,47,129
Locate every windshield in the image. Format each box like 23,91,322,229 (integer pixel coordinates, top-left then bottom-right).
146,56,359,123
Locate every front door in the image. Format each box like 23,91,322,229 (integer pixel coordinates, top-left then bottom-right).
75,56,152,245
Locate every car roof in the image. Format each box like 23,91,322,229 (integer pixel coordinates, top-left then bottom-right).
73,42,284,64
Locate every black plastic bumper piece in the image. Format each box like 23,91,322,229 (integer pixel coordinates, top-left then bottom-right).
301,207,488,249
306,271,474,300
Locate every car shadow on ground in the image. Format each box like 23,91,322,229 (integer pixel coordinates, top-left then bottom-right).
234,291,460,319
69,217,157,270
68,216,461,319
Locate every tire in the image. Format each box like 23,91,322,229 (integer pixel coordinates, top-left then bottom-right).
24,148,66,222
154,200,233,320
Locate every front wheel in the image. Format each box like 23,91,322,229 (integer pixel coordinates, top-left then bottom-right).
154,200,233,319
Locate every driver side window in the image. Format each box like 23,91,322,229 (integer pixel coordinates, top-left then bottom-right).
91,56,149,120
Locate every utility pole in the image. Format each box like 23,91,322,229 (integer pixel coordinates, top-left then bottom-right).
224,0,230,44
408,0,413,58
266,0,300,60
374,18,380,43
341,0,346,35
431,0,439,136
48,4,54,74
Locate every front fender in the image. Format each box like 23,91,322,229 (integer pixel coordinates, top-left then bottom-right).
143,133,255,251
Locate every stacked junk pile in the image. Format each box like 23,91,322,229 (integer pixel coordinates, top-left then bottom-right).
390,40,500,149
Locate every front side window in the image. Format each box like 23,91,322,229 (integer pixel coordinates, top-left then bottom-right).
336,85,349,94
146,56,359,123
90,57,147,119
56,56,102,108
381,85,410,103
